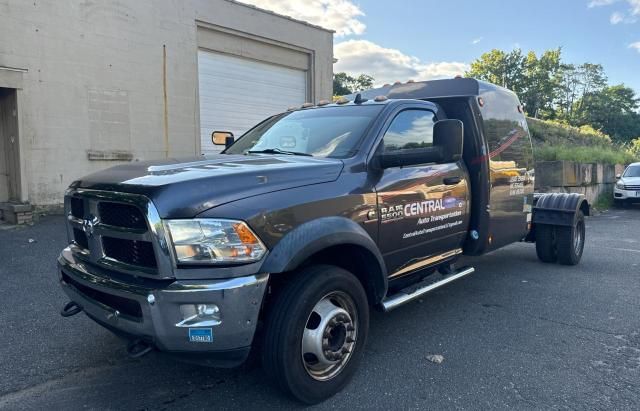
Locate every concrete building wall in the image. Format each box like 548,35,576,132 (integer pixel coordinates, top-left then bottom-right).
0,0,333,205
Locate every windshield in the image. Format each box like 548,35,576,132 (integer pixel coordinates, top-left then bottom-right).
225,105,383,158
624,165,640,178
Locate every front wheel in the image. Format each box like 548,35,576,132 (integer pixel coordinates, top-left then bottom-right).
262,265,369,404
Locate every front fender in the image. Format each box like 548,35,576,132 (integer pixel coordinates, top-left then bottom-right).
259,217,387,302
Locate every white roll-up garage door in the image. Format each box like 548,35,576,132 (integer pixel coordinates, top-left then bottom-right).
198,50,307,155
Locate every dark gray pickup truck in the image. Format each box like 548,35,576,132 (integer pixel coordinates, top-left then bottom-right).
58,78,589,403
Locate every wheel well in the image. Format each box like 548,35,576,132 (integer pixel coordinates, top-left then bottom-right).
580,200,590,216
281,244,386,306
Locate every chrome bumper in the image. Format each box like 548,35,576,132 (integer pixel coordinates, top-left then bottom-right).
58,246,268,360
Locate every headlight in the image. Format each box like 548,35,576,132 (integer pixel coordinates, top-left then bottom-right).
616,181,625,189
165,219,266,264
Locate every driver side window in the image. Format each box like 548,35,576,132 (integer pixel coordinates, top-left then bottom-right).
383,110,435,152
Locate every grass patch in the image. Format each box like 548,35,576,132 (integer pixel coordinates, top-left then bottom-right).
534,144,637,165
527,118,612,147
593,192,614,211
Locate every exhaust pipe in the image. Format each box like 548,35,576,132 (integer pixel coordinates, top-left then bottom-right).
127,339,154,359
60,301,83,317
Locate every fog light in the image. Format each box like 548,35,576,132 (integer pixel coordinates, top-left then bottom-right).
176,303,221,327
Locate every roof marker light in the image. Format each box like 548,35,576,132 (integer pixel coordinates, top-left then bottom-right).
393,81,401,85
336,97,350,105
317,100,330,106
478,97,485,107
374,95,388,102
407,79,415,83
301,102,314,108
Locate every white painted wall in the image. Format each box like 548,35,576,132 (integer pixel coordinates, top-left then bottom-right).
0,0,333,205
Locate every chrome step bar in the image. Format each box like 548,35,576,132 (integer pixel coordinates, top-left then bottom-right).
381,267,475,312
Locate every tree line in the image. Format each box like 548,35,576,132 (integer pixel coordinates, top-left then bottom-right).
466,48,640,143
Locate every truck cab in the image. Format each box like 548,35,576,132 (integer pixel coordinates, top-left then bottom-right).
57,78,588,404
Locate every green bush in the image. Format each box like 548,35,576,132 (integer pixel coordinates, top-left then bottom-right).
534,144,637,165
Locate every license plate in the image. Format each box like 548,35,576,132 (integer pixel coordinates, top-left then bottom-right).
189,328,213,343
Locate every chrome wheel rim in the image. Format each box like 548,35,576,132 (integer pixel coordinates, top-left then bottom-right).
301,291,358,381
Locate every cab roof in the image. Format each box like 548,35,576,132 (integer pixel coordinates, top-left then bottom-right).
344,77,517,102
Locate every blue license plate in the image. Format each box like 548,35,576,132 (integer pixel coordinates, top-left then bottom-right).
189,328,213,343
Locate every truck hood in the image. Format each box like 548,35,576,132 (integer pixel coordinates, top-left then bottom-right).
74,155,344,218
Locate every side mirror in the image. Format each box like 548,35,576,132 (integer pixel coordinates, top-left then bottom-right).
616,173,621,179
433,119,463,163
212,131,235,148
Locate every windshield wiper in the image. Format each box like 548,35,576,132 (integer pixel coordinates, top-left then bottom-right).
247,148,313,157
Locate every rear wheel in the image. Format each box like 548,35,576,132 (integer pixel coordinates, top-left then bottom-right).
262,265,369,404
535,224,557,263
556,210,585,265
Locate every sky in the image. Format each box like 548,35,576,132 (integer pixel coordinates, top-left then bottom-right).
238,0,640,94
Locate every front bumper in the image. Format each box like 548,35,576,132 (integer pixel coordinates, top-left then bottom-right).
614,187,640,201
58,246,268,367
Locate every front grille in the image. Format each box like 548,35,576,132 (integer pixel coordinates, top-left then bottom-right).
70,197,84,219
62,272,142,320
102,236,157,268
98,202,147,230
624,185,640,190
73,228,89,249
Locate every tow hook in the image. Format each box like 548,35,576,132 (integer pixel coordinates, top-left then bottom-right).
126,339,154,359
60,301,83,317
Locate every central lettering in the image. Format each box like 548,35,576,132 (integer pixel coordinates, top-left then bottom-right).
404,199,444,217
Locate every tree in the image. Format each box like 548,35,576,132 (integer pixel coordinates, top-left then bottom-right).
519,49,563,118
573,84,640,142
466,49,525,92
466,48,563,118
333,72,375,96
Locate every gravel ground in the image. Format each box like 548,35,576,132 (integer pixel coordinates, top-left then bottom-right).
0,206,639,410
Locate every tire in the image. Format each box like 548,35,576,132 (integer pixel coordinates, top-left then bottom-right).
262,265,369,404
535,224,557,263
556,210,586,266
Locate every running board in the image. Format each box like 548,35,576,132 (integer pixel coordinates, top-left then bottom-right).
381,267,475,312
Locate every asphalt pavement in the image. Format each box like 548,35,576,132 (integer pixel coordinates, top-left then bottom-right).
0,206,639,410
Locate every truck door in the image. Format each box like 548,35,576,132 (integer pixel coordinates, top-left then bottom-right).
374,109,470,276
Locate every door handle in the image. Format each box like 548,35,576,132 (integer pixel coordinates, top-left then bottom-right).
443,176,461,185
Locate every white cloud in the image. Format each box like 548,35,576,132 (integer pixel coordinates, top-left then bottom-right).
471,37,483,45
589,0,618,7
236,0,366,36
611,11,625,22
630,41,640,52
334,40,468,86
589,0,640,15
